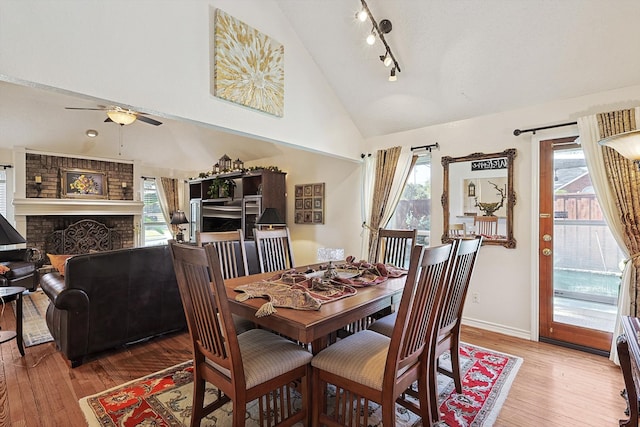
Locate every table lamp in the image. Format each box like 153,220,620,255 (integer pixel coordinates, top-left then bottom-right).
170,210,189,242
0,213,26,245
255,208,285,230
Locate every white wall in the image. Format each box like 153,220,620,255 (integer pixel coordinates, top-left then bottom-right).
0,0,364,161
245,147,363,266
367,84,640,339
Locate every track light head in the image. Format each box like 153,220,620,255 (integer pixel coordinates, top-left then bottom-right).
389,68,397,82
366,31,376,45
356,9,368,22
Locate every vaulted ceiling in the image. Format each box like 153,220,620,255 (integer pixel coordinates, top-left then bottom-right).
2,0,640,171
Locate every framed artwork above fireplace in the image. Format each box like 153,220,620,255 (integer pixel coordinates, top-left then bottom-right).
61,168,108,199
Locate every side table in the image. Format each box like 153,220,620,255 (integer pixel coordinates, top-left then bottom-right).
0,286,26,356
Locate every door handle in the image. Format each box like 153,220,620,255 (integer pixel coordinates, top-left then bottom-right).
542,234,552,242
542,248,552,256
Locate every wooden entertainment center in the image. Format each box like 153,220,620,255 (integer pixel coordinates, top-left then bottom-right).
188,169,286,241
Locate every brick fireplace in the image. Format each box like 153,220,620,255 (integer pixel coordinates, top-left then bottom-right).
12,150,144,255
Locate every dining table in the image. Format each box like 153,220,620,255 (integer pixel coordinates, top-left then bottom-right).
224,267,407,354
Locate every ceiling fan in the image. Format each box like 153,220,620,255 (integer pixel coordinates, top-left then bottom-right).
65,105,163,126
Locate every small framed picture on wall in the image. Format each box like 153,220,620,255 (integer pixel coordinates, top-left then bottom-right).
295,183,324,224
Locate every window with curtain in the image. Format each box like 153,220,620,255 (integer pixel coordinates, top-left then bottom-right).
142,179,172,246
0,170,7,217
387,155,431,245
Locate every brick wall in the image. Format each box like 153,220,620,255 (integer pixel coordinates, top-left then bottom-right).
25,153,133,200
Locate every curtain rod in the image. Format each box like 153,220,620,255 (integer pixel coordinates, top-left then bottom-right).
411,142,439,152
141,176,155,180
513,121,577,136
0,165,12,169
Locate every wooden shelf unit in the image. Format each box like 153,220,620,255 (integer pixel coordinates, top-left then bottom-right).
188,169,286,240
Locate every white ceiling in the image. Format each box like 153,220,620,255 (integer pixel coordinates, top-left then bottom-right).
2,0,640,170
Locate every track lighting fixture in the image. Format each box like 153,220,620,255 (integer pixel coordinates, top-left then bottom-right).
355,0,402,80
389,68,397,82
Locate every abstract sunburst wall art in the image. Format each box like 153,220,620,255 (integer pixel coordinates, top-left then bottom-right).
213,9,284,117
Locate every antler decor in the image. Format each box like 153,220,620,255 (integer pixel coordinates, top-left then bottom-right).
474,181,506,216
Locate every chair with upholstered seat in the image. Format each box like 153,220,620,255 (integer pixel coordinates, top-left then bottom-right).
196,230,249,279
373,228,417,269
368,236,482,423
474,215,498,236
254,227,295,273
169,242,312,427
311,243,454,427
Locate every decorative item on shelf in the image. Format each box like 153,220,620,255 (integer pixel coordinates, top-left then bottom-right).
207,177,236,199
317,248,345,280
170,211,189,243
474,181,506,216
232,158,244,170
218,154,232,172
212,163,220,174
255,208,285,230
245,165,282,173
34,175,42,197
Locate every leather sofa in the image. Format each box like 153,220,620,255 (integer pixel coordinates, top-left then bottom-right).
40,245,186,367
0,248,40,292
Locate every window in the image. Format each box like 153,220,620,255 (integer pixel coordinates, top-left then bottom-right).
387,155,431,246
142,179,172,246
0,169,7,217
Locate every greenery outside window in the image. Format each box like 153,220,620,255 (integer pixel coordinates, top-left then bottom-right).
142,179,172,246
387,155,431,246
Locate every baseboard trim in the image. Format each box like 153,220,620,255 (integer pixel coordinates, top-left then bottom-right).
462,317,532,341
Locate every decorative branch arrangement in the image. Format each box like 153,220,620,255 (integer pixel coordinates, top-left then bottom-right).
474,181,506,216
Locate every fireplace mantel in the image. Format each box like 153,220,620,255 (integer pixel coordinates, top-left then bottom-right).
14,198,143,216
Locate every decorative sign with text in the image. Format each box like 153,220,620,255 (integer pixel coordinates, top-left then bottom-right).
471,158,508,171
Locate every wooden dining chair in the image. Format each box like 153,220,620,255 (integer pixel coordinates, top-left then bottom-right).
428,235,482,423
374,228,418,269
169,242,312,427
196,230,249,279
449,223,466,238
254,227,295,273
311,243,454,427
474,215,498,236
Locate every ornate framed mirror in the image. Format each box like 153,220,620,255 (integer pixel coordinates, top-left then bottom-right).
442,148,517,248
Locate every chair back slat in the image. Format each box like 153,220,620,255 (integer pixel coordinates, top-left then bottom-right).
170,242,240,372
375,228,417,269
254,228,295,273
474,216,498,236
196,230,248,279
386,243,454,375
439,237,482,334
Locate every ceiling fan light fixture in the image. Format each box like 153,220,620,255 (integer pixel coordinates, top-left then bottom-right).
107,108,137,125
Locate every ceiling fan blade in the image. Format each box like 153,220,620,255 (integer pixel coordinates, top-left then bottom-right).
136,115,163,126
65,107,107,110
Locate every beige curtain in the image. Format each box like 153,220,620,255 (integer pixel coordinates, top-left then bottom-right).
578,107,640,362
366,146,402,261
159,177,180,233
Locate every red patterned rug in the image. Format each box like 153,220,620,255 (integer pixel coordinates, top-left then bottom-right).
79,343,521,426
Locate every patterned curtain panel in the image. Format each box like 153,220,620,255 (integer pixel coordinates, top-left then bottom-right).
161,177,179,233
367,146,401,261
597,109,640,315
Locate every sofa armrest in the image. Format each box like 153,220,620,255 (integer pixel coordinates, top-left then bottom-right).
40,272,89,312
0,248,31,262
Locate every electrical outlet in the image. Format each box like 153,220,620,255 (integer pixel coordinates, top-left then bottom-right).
472,292,479,303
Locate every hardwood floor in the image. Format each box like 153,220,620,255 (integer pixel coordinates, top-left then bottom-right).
0,308,627,426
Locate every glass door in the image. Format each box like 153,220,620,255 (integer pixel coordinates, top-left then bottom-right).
539,138,622,353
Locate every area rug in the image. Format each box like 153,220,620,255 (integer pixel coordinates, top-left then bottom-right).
12,290,54,347
79,343,521,427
